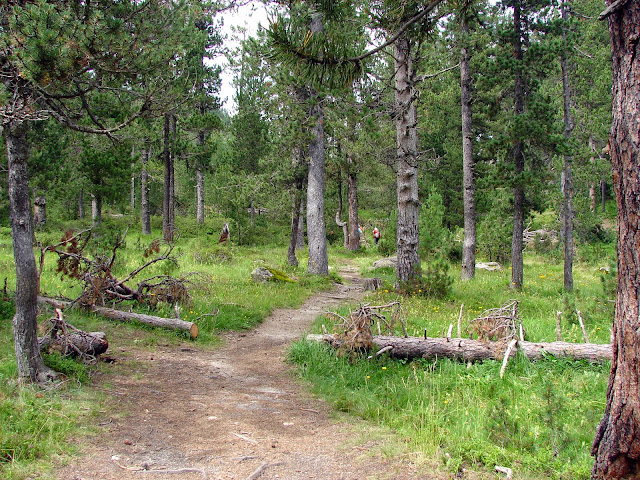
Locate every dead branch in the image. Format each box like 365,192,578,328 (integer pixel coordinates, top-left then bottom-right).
38,296,199,338
41,230,194,310
245,462,285,480
307,334,612,363
38,308,108,360
468,299,521,341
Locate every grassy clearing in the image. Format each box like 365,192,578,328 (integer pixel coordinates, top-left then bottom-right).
0,219,334,479
291,246,615,479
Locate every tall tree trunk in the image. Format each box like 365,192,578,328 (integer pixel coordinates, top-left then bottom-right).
560,0,574,292
78,189,85,219
306,96,328,275
460,16,476,281
6,122,57,384
288,193,301,267
130,147,135,212
306,12,328,275
296,198,305,250
163,111,175,243
91,193,102,225
335,171,349,249
510,1,526,290
141,144,151,235
592,2,640,478
347,169,359,251
288,141,306,266
196,123,206,224
589,136,598,212
196,166,205,224
394,34,421,286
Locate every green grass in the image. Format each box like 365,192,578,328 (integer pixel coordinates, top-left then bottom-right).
0,221,334,479
0,217,617,479
291,247,615,479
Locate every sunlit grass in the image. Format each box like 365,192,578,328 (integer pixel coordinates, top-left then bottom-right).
293,247,614,479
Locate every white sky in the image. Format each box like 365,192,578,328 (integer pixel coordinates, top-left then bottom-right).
216,2,269,113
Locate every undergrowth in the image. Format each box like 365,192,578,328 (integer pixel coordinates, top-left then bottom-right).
292,248,615,479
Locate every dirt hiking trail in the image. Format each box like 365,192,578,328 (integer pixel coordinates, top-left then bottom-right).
56,264,432,480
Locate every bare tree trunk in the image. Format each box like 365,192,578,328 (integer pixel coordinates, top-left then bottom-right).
510,1,525,290
561,0,574,292
163,111,175,243
78,189,85,219
306,97,328,275
335,171,349,249
460,16,476,281
592,2,640,477
130,147,135,212
91,193,102,225
306,13,328,275
141,145,151,235
296,199,305,249
288,143,306,266
6,121,57,384
196,166,205,224
347,166,360,251
288,193,301,267
589,136,598,212
394,34,421,286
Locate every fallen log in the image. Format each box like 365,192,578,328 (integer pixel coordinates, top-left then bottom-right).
38,296,199,338
306,334,612,363
39,331,109,357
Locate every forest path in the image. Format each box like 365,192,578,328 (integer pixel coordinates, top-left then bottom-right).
56,263,428,480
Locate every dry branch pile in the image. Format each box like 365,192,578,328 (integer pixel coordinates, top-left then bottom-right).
41,229,196,309
37,228,202,338
468,299,521,341
327,302,405,357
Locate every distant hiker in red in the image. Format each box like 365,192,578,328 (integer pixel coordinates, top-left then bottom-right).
372,227,380,245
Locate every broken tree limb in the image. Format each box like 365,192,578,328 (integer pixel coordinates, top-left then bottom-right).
38,308,108,358
306,334,612,363
38,296,199,338
39,331,108,357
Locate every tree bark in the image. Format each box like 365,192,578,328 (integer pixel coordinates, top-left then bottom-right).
306,14,328,275
510,1,526,290
561,0,574,292
394,34,421,286
306,96,328,275
141,144,151,235
91,192,102,225
6,122,57,384
335,171,349,249
38,297,199,338
39,331,108,357
347,164,360,251
307,334,612,363
460,16,476,281
163,111,175,243
288,141,306,266
196,165,205,224
592,2,640,477
78,189,85,219
296,199,305,249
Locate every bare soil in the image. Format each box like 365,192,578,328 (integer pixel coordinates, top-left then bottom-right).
55,265,435,480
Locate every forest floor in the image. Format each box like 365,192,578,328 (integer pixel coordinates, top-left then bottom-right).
54,264,441,480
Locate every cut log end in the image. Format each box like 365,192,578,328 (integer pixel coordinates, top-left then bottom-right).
189,323,199,339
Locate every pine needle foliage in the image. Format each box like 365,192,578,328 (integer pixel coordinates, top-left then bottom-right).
266,1,367,92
